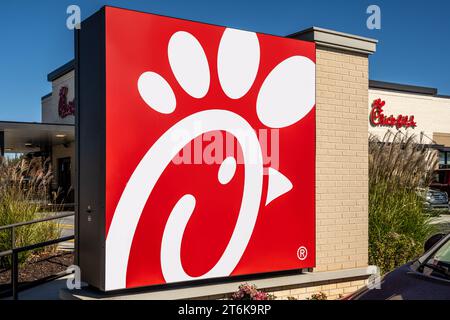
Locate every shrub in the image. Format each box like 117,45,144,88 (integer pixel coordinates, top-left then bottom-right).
369,132,437,274
306,292,327,300
230,283,275,300
0,157,61,268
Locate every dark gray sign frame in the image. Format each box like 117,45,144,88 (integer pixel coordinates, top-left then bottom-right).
75,7,106,290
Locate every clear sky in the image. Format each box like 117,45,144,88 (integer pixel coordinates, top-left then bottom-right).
0,0,449,122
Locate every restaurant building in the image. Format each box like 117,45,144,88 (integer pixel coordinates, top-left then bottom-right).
368,80,450,168
3,9,450,299
0,61,75,201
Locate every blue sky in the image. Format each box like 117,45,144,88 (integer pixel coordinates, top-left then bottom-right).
0,0,449,122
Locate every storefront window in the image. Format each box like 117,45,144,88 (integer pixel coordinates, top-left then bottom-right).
440,151,446,165
439,151,450,168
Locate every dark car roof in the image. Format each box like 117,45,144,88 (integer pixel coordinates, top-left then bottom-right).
350,234,450,300
351,263,450,300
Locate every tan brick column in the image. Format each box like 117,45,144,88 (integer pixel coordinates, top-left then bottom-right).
291,28,377,273
315,48,369,271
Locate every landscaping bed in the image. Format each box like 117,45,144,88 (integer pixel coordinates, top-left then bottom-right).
0,250,73,295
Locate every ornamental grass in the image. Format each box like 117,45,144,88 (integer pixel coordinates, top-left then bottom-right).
369,131,438,274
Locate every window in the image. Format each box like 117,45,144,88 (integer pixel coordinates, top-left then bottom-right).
439,151,450,168
422,238,450,281
440,151,446,165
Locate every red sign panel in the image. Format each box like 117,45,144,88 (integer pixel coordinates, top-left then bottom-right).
104,7,316,290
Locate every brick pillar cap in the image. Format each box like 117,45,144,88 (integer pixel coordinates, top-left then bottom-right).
288,27,377,55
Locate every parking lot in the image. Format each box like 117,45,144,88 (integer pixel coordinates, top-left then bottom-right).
431,213,450,234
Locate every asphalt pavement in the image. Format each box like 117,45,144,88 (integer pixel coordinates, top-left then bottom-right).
430,213,450,234
57,212,75,251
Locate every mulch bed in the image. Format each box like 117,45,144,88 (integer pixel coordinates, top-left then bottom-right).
0,250,74,291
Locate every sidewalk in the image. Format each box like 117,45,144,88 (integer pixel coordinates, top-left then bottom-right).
2,275,71,300
430,214,450,233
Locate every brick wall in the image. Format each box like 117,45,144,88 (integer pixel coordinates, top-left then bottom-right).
314,48,369,273
271,278,367,300
195,278,367,300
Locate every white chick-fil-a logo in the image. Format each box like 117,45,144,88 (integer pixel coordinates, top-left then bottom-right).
105,26,315,291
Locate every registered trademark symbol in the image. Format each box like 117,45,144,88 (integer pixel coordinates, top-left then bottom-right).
297,246,308,261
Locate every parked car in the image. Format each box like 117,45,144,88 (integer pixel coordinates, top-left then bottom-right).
425,189,449,211
344,233,450,300
417,188,449,211
431,169,450,196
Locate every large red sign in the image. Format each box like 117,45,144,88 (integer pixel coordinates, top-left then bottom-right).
104,7,316,290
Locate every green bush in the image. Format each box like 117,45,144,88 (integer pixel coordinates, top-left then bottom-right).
306,292,328,300
0,157,61,268
369,132,437,274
